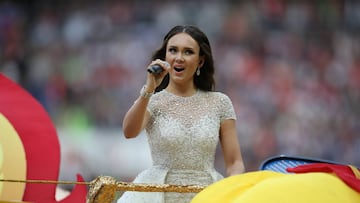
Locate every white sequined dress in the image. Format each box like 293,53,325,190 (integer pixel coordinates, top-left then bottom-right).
117,90,236,203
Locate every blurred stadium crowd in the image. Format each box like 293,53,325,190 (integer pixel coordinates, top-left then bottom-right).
1,0,360,181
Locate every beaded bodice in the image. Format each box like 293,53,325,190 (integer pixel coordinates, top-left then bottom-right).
146,90,236,171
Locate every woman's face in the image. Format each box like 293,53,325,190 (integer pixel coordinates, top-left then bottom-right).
165,33,204,85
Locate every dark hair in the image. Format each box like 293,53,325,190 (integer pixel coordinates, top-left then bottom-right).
152,25,215,92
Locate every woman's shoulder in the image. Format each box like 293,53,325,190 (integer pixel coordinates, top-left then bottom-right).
152,89,166,97
203,91,231,100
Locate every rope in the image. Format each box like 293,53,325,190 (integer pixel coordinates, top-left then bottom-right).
0,176,206,203
0,179,90,185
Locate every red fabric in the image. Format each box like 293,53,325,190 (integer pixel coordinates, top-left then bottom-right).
287,163,360,193
0,74,87,202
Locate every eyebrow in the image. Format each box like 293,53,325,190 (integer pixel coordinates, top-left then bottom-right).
168,45,196,50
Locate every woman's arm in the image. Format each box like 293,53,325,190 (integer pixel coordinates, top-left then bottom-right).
122,59,170,139
122,90,152,139
220,119,245,176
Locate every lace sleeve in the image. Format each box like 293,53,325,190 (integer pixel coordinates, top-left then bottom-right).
218,93,237,122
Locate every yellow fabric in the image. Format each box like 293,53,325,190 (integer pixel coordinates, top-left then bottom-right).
191,171,360,203
0,113,27,201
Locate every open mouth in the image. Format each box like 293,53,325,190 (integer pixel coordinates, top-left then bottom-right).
174,67,185,72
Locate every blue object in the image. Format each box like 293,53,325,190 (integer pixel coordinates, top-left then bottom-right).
259,155,341,173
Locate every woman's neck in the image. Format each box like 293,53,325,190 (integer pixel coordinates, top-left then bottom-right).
166,83,197,97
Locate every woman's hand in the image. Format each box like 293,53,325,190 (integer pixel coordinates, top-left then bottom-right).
145,59,170,92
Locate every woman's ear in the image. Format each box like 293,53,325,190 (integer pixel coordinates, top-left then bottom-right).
199,56,205,68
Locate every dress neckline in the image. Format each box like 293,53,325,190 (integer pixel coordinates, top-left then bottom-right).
163,89,199,99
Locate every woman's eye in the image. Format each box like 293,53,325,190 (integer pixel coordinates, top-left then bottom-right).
169,48,177,53
185,50,194,55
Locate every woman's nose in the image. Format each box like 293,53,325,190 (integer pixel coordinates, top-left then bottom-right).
175,53,184,62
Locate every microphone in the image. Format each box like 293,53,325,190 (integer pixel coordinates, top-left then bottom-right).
147,61,170,74
147,64,163,74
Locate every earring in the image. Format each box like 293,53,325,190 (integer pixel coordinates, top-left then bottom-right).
196,68,200,76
